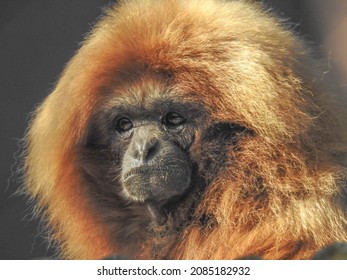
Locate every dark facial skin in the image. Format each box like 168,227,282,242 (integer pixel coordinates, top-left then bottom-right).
119,112,192,203
114,102,200,222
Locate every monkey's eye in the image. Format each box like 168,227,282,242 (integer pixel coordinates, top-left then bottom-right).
163,112,185,127
114,117,133,133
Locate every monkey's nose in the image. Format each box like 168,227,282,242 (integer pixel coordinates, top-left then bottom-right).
132,138,160,163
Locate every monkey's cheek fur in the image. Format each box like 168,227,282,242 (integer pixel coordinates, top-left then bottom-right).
121,167,191,203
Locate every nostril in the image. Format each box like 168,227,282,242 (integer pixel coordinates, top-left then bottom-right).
145,140,159,162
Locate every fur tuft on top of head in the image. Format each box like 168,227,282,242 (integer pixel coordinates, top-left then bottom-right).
24,0,347,259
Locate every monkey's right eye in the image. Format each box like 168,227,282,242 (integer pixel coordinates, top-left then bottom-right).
114,117,133,133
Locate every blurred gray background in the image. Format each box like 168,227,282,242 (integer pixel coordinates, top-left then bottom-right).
1,0,346,259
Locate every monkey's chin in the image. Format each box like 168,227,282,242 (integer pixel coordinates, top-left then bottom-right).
121,168,191,204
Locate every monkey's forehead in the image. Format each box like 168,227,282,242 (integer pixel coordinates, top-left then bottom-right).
102,76,193,106
97,88,207,122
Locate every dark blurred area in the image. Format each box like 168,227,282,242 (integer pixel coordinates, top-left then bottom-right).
0,0,346,259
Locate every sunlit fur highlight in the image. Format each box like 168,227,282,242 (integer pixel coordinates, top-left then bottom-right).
24,0,347,259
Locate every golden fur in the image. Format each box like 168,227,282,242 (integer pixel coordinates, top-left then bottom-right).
24,0,347,259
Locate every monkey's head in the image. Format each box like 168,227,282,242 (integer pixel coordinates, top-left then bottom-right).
24,0,347,260
81,75,250,226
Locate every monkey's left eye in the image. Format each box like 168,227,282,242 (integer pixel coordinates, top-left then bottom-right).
114,117,133,133
163,112,185,127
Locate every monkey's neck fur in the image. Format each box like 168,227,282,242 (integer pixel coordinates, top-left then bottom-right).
105,169,208,259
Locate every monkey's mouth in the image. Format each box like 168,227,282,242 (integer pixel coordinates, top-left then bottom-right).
123,166,180,181
121,165,191,204
121,165,192,225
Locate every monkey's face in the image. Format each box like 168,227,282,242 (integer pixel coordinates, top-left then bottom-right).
118,106,193,203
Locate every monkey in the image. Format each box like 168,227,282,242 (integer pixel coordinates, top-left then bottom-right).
23,0,347,259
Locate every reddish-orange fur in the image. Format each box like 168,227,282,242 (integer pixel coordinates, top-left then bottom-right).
25,0,347,259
